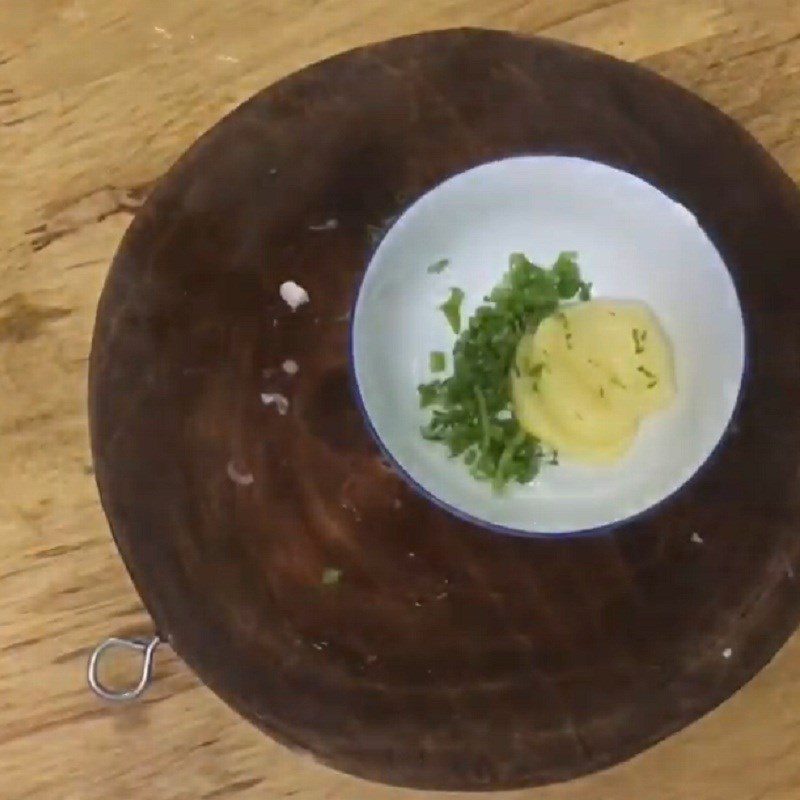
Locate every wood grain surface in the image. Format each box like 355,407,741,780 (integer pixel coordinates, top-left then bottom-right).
2,2,800,799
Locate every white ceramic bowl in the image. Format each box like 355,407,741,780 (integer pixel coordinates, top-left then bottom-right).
351,156,745,535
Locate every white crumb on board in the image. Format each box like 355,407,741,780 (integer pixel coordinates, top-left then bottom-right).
261,393,289,415
279,281,309,310
308,219,339,231
216,54,240,63
690,532,704,545
722,648,732,659
282,359,299,375
226,460,254,486
153,26,173,38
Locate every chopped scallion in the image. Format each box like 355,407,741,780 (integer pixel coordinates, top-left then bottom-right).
439,287,464,334
427,258,450,274
430,351,446,372
417,252,590,490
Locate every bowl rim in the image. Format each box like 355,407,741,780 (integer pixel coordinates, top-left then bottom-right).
348,155,749,539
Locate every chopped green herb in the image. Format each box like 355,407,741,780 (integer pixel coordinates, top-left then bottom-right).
417,252,590,490
632,328,646,354
418,380,444,407
524,361,544,378
599,387,605,398
525,361,545,391
555,312,574,349
553,251,591,299
493,428,527,492
427,258,450,274
439,287,465,334
637,364,658,388
322,567,342,586
430,351,446,372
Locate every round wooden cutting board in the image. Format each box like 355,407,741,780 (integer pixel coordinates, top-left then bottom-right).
89,29,800,790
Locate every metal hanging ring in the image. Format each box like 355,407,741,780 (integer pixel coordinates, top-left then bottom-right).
87,635,160,702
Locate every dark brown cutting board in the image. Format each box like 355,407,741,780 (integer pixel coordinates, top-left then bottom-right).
89,29,800,790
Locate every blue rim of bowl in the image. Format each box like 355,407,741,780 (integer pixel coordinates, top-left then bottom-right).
347,165,749,540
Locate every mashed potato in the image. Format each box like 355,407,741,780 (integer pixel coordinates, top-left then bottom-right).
511,300,675,463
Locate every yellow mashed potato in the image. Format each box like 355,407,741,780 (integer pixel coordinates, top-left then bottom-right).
511,300,675,463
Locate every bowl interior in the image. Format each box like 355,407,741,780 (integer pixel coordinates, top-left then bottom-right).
352,156,745,535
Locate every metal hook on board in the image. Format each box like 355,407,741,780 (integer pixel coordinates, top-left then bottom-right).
87,635,161,702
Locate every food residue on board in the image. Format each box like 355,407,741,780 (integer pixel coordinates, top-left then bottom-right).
226,460,254,486
279,280,309,311
309,218,339,232
261,392,289,415
321,567,342,586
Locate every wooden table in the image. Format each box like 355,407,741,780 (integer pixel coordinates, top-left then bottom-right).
1,2,798,798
